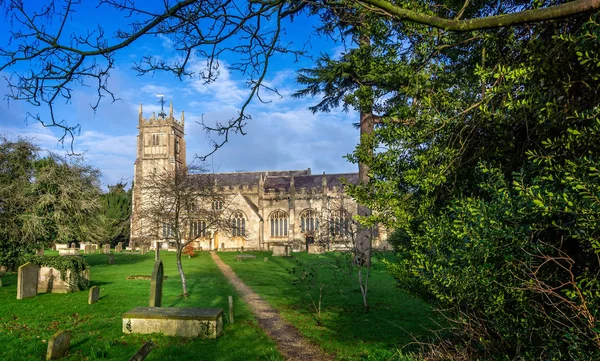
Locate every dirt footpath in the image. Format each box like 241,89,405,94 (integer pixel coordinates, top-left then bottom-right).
210,251,334,361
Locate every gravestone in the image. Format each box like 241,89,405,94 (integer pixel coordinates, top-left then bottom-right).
88,286,100,304
236,254,256,262
107,253,115,265
46,330,71,360
272,245,290,257
149,260,164,307
264,257,269,262
36,248,44,257
85,245,93,254
228,295,234,324
104,244,111,255
70,242,76,249
129,341,155,361
130,241,136,252
17,262,38,299
58,249,79,256
115,242,123,253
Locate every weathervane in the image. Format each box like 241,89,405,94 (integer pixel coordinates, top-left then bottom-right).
156,94,166,118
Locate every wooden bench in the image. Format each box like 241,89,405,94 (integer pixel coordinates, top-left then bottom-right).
235,254,257,261
122,307,223,338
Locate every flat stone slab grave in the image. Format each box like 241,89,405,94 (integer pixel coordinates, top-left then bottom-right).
235,254,257,262
123,307,223,339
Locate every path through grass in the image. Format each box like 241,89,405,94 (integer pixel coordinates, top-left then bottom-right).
219,251,439,361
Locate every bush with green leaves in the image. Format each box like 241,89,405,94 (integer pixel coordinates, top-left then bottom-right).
349,12,600,360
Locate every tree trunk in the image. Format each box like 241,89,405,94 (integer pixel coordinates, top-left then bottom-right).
176,249,188,298
354,33,374,268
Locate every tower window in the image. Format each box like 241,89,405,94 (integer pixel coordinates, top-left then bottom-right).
151,133,161,146
270,210,288,238
212,200,223,210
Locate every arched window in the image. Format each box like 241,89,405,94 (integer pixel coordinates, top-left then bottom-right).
269,210,288,238
190,220,207,238
231,211,246,237
330,210,350,236
300,209,318,233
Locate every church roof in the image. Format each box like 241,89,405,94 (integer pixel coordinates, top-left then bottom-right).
191,169,358,190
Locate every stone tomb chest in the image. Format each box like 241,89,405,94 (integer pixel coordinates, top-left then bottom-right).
123,307,223,339
38,266,90,293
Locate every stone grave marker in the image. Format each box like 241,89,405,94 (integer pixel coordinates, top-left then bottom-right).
46,330,71,360
103,244,111,255
115,242,123,253
272,245,290,257
108,253,115,265
149,260,164,307
130,240,136,252
17,262,38,299
129,341,155,361
236,254,256,262
228,295,234,324
88,286,100,304
264,257,269,262
70,242,76,249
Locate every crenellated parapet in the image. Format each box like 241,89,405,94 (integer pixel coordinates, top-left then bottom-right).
138,102,185,130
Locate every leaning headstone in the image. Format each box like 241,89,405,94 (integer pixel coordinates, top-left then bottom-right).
104,244,111,255
46,330,71,360
149,260,164,307
107,253,115,265
88,286,100,304
17,262,38,300
129,341,155,361
228,295,234,324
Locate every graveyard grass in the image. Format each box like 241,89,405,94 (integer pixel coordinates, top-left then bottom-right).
0,251,283,361
0,250,439,361
219,251,440,361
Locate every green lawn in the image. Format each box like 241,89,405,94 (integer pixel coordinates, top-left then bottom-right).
0,251,283,361
219,251,439,361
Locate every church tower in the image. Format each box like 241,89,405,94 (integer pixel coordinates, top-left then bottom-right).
130,101,186,243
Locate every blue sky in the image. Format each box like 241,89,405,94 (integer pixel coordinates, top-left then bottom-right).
0,1,359,189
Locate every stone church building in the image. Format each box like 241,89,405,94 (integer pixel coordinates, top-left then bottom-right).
130,103,386,251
